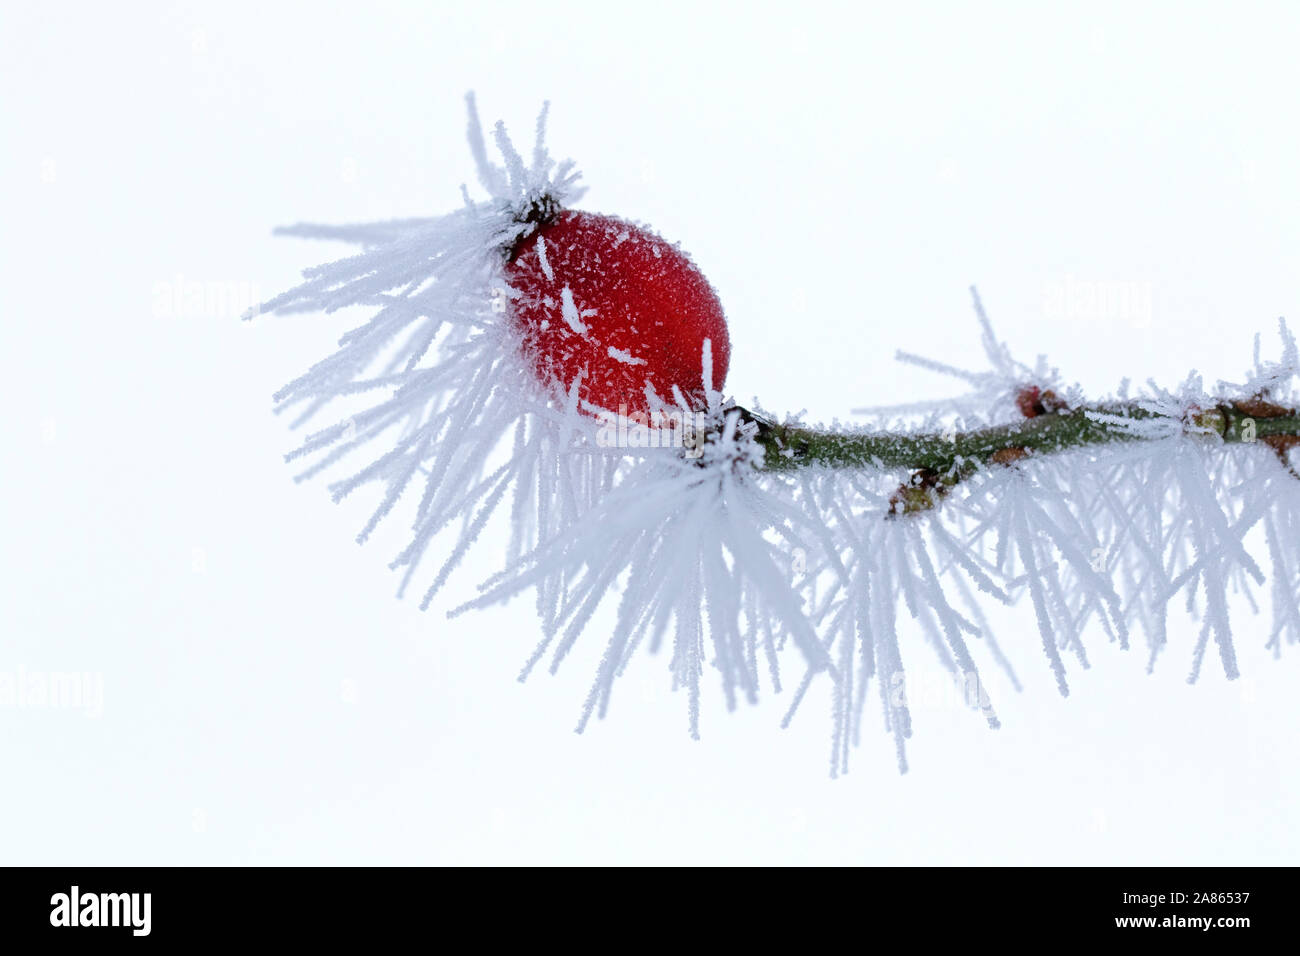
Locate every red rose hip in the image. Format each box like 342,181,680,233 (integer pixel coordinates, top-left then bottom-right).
504,211,730,416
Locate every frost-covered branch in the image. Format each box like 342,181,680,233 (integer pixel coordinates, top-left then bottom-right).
250,95,1300,776
745,394,1300,514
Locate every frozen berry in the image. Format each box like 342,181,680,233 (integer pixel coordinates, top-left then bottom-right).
505,211,730,416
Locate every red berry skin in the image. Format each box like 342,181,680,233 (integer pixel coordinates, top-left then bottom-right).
1016,386,1043,418
504,211,730,417
1015,385,1066,418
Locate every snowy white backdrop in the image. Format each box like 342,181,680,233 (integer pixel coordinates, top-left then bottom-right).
3,1,1299,864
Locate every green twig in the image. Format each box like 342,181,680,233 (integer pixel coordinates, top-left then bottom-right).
738,399,1300,513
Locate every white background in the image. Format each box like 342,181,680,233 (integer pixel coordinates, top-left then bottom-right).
3,1,1298,864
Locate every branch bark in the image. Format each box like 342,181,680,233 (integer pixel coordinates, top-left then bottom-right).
741,400,1300,512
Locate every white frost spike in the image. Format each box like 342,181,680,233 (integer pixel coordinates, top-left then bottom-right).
536,235,554,282
701,338,721,410
560,286,589,335
853,285,1071,424
607,346,646,366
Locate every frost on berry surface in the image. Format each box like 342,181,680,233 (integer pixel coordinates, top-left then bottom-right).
254,96,1300,775
507,211,730,416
